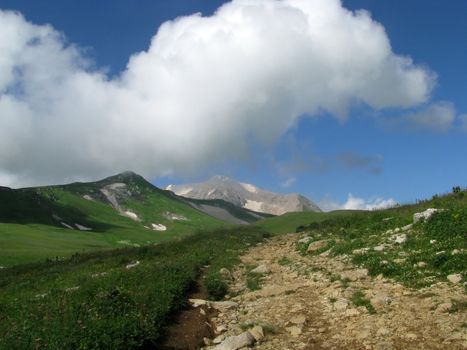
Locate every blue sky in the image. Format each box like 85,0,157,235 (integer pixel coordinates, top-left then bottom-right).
0,0,465,209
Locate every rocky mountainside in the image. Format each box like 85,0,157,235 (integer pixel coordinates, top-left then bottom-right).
166,176,321,215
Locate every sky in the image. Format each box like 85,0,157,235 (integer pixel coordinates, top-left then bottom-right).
0,0,465,210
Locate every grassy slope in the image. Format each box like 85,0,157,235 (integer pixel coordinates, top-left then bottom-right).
0,174,226,266
0,227,270,350
255,210,358,235
292,190,467,289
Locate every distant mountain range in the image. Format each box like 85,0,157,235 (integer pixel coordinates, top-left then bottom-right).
166,175,321,215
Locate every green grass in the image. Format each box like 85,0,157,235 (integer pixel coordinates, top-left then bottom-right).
0,174,228,266
0,226,269,350
351,290,376,314
292,189,467,289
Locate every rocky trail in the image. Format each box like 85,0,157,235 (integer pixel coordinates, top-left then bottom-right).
193,233,466,350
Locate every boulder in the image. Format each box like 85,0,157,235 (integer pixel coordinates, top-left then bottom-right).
248,325,264,341
392,233,407,244
214,332,255,350
447,274,462,284
250,264,270,274
413,208,442,223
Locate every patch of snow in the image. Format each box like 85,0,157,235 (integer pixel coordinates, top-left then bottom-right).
163,212,188,221
151,223,167,231
244,199,263,212
75,224,92,231
83,194,94,201
123,210,139,221
240,182,258,193
106,182,127,190
60,222,74,230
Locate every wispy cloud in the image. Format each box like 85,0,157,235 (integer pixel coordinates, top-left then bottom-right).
336,152,383,175
403,102,456,132
280,177,296,188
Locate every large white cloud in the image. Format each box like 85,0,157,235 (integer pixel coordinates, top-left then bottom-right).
0,0,434,186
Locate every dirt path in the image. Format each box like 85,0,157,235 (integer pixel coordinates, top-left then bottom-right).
202,233,466,350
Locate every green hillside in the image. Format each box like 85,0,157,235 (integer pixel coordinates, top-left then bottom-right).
0,172,227,266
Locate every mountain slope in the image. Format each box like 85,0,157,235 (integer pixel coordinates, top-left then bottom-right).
0,172,228,265
166,175,321,215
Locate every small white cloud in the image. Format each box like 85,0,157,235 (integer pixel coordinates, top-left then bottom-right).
319,193,397,211
404,102,455,132
280,176,296,188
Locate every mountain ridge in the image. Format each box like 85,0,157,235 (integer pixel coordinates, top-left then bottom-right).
166,175,321,215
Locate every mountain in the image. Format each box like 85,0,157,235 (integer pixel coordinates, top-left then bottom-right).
0,172,267,266
166,175,321,215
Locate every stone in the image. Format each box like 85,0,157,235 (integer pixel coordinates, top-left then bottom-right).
248,325,264,341
345,308,360,317
392,233,407,244
417,261,427,268
204,337,212,346
298,236,312,244
220,268,233,280
200,308,206,315
373,245,386,252
189,298,207,307
447,274,462,284
213,334,226,344
306,240,328,253
376,327,391,337
352,248,370,255
413,208,442,223
401,224,413,231
216,324,228,333
125,260,140,269
333,298,349,311
214,332,255,350
405,333,418,340
286,325,302,337
355,329,371,340
451,249,461,255
250,264,270,274
289,314,307,325
436,302,452,313
211,301,239,310
430,240,437,244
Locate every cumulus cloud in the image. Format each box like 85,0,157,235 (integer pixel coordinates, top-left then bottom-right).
0,0,434,187
319,193,397,211
403,101,456,132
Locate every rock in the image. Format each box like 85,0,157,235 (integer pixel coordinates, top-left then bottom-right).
298,236,312,244
376,327,391,337
286,325,302,337
189,298,208,307
413,208,442,223
345,308,360,317
211,301,239,310
405,333,418,340
417,261,427,268
451,249,461,255
394,258,406,264
334,298,349,311
213,334,226,344
250,264,270,274
392,233,407,244
373,245,386,252
355,329,370,340
352,248,370,255
447,274,462,284
430,240,437,244
200,308,206,315
436,302,452,313
220,268,233,280
125,260,140,269
214,332,255,350
248,325,264,341
216,325,228,333
370,294,392,309
306,240,328,253
289,314,307,325
204,337,212,346
401,224,413,231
